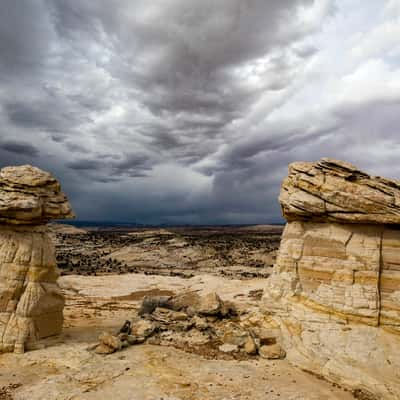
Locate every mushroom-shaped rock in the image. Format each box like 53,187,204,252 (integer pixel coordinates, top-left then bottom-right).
0,165,73,353
0,165,74,225
264,158,400,397
279,158,400,224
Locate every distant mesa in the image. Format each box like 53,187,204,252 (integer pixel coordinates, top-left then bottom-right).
0,164,74,353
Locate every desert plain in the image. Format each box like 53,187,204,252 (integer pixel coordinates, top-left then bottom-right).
0,223,356,400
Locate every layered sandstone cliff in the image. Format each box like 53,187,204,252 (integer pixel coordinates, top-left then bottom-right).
0,165,73,353
264,158,400,399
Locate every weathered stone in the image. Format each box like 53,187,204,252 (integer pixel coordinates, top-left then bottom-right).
259,344,285,359
263,158,400,399
192,315,209,330
169,291,201,312
138,295,173,316
244,336,257,355
99,332,122,351
151,307,188,323
196,292,222,315
280,158,400,224
0,165,73,353
219,343,239,353
127,335,142,345
94,343,115,355
131,319,156,338
0,165,74,225
220,300,237,317
221,323,250,347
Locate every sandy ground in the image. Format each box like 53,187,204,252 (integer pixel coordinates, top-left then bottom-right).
0,273,356,400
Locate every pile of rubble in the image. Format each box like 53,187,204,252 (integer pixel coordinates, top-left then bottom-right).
93,291,285,360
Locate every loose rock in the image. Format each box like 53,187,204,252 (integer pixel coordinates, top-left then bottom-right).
196,292,222,315
131,319,156,338
219,343,239,353
244,336,257,355
99,332,121,351
259,344,286,360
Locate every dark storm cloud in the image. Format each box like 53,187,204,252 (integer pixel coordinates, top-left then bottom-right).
0,1,53,78
67,159,103,171
111,154,152,176
1,0,397,224
64,142,88,153
66,153,153,182
5,101,64,131
43,0,316,163
0,141,39,157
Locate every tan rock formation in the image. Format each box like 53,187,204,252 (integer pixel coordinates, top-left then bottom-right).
264,159,400,399
0,165,73,353
280,157,400,224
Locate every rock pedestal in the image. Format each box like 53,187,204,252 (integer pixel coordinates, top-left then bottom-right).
263,159,400,399
0,165,73,353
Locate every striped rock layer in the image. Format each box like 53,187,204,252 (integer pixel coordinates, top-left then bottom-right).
264,159,400,399
0,165,72,353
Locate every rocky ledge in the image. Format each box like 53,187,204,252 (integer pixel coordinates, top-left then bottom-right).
280,157,400,224
0,165,74,225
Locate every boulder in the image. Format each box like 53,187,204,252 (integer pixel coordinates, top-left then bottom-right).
221,323,250,347
151,307,188,323
98,332,121,351
244,336,257,355
196,292,222,315
94,343,116,355
259,344,285,359
131,319,156,338
138,295,173,316
0,165,73,353
192,315,209,330
218,343,239,353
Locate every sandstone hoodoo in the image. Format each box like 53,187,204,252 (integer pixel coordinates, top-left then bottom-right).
0,165,73,353
264,158,400,399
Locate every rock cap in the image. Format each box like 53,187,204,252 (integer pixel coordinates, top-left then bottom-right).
0,165,74,225
279,158,400,224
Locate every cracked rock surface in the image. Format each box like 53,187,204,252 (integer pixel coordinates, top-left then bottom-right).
280,158,400,224
0,165,73,225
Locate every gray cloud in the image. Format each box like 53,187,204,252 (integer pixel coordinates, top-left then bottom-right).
0,141,39,157
0,1,53,78
67,159,102,171
0,0,398,224
66,152,153,182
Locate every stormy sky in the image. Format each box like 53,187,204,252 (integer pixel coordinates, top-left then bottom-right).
1,0,399,224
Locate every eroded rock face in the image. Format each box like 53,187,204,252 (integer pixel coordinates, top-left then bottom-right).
280,158,400,224
264,159,400,399
0,165,73,353
0,165,73,225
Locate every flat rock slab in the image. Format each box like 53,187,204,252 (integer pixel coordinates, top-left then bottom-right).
1,344,354,400
0,273,354,400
